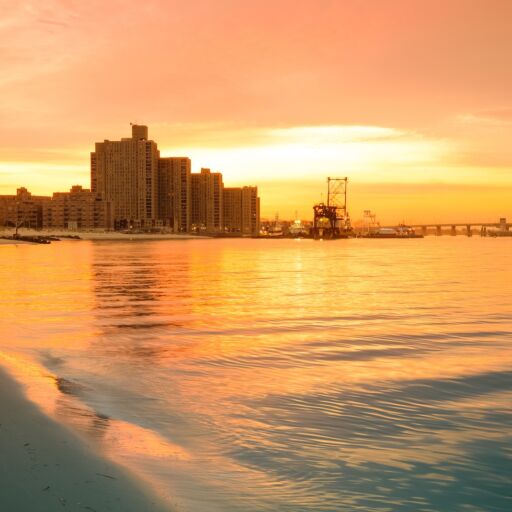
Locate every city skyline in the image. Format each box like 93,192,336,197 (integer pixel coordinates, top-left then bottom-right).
0,124,260,235
2,122,510,224
1,1,511,223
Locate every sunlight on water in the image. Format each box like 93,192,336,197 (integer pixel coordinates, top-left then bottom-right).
1,238,511,511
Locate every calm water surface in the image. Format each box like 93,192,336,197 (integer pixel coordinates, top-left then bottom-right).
1,238,511,511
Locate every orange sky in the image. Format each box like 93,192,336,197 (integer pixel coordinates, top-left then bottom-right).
0,0,511,223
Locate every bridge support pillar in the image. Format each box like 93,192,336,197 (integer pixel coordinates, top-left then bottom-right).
436,225,442,236
451,225,457,236
422,226,428,236
466,225,472,237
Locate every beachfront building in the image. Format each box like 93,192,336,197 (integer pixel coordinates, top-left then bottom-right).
241,186,260,236
223,186,260,236
91,124,160,230
223,187,242,233
191,168,224,232
158,157,191,232
0,124,263,233
42,186,112,230
0,187,49,229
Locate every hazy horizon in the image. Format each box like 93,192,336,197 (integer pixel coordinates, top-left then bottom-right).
1,0,511,223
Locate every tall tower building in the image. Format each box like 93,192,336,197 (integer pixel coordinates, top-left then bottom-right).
223,186,260,235
241,186,260,236
191,168,223,232
91,124,159,229
158,157,191,232
223,187,242,233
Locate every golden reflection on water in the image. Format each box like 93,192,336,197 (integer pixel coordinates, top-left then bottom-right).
1,238,511,511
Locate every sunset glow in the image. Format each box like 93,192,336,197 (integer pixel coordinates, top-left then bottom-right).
1,0,511,223
2,4,512,512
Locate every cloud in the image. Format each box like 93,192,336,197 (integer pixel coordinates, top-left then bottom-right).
457,108,512,126
0,1,511,221
154,123,407,148
477,108,512,121
447,150,512,170
269,126,405,144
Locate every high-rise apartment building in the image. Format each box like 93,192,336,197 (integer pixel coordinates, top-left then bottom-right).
223,186,260,236
158,157,191,232
91,124,159,229
223,187,242,233
241,186,260,235
42,186,112,230
4,125,260,234
191,168,223,232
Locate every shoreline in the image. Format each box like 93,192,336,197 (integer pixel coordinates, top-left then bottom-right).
0,238,33,245
0,367,172,511
0,230,210,242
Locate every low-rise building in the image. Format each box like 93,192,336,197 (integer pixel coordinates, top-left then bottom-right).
42,185,112,230
0,187,49,229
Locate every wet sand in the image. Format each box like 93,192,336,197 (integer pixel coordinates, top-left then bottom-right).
0,239,32,245
0,368,172,512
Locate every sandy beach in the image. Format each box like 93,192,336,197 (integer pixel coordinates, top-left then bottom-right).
1,229,210,242
0,368,171,512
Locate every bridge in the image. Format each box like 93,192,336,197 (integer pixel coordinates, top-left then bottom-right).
383,218,511,236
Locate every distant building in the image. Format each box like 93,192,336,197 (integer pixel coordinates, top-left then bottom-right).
223,186,260,235
158,157,191,232
241,186,260,236
223,187,242,233
0,124,261,233
191,168,223,232
91,124,160,229
43,185,112,230
0,187,48,229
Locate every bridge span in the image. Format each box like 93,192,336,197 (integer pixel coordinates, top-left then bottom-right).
382,218,511,236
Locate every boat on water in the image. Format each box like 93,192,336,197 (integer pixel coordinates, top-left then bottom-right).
267,224,283,237
358,211,423,239
361,225,423,239
261,214,284,238
288,218,308,238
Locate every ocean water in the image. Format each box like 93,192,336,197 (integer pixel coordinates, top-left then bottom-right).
1,237,511,511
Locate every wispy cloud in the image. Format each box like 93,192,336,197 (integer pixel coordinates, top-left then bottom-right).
0,1,510,220
457,107,512,126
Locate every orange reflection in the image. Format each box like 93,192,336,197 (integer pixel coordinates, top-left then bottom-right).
0,238,511,508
